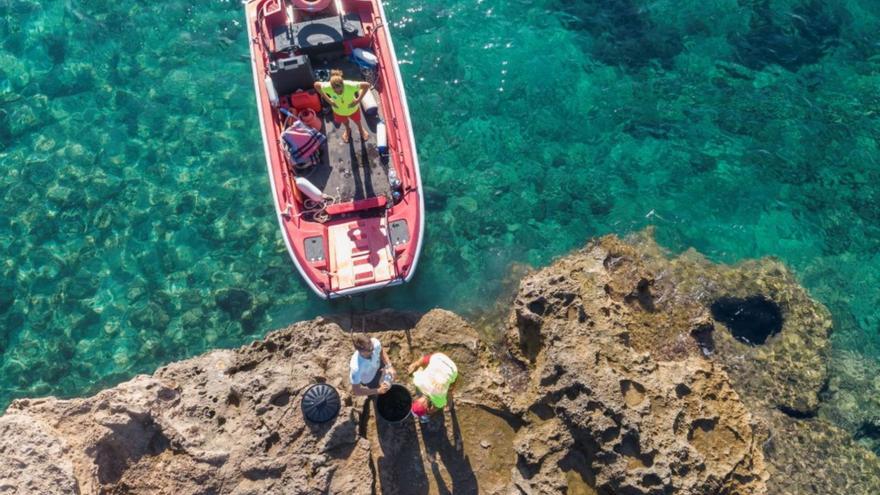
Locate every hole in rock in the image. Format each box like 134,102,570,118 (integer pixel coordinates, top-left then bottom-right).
614,431,653,468
674,383,691,398
262,432,280,452
558,447,598,493
516,310,544,363
624,278,656,312
856,421,880,441
527,298,547,316
270,390,291,407
710,295,782,345
777,405,816,419
620,380,646,408
690,323,715,355
855,421,880,455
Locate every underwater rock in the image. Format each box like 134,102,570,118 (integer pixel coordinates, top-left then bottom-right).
214,287,253,320
7,103,43,138
422,185,448,210
128,302,170,333
555,0,683,70
62,270,99,301
731,0,844,72
762,408,880,495
0,282,13,314
0,54,30,98
43,62,97,98
820,349,880,456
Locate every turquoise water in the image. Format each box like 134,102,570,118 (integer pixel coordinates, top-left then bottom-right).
1,0,879,430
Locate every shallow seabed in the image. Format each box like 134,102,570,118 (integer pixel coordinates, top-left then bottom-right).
1,0,879,444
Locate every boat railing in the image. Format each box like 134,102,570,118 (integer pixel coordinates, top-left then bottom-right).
367,17,412,191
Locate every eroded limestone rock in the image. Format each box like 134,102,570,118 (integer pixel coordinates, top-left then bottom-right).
505,246,768,494
1,318,374,495
505,231,878,495
0,231,876,495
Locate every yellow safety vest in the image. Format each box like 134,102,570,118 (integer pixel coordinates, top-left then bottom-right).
320,80,360,117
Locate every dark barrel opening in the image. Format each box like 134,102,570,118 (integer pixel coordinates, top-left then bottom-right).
376,384,412,422
710,295,783,345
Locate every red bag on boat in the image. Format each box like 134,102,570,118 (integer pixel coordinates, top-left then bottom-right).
292,89,322,114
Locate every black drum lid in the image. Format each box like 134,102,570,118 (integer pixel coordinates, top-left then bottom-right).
301,383,341,423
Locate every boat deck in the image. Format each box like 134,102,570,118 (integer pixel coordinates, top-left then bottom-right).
295,59,392,204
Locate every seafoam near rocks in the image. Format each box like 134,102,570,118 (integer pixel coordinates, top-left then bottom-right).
1,232,877,494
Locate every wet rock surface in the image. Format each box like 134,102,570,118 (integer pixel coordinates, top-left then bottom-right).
1,232,878,494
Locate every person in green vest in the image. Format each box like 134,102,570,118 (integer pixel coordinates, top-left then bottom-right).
314,69,371,144
407,352,458,422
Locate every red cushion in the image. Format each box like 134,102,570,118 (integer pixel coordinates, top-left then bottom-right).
325,196,387,215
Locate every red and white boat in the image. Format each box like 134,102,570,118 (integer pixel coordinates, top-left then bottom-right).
244,0,424,298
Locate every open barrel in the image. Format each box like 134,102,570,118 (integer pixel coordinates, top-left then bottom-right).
376,384,412,423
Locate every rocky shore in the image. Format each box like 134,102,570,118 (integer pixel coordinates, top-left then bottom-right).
2,231,878,494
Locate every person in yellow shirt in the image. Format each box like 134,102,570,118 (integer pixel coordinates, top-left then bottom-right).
314,69,370,144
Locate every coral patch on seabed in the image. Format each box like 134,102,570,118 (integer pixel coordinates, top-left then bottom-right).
1,232,876,494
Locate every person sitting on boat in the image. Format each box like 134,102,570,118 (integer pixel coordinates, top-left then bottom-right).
314,69,371,144
350,334,396,396
407,352,458,422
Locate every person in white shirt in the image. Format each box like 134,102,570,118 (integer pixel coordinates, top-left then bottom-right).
350,334,396,396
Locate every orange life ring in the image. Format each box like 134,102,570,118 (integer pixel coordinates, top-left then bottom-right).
292,0,332,12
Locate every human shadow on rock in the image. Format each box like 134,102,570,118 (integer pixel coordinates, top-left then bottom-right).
418,400,479,495
375,407,430,495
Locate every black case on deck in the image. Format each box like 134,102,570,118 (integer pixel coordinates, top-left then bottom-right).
269,54,315,95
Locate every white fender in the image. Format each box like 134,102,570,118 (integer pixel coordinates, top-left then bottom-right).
295,177,324,203
264,75,279,108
